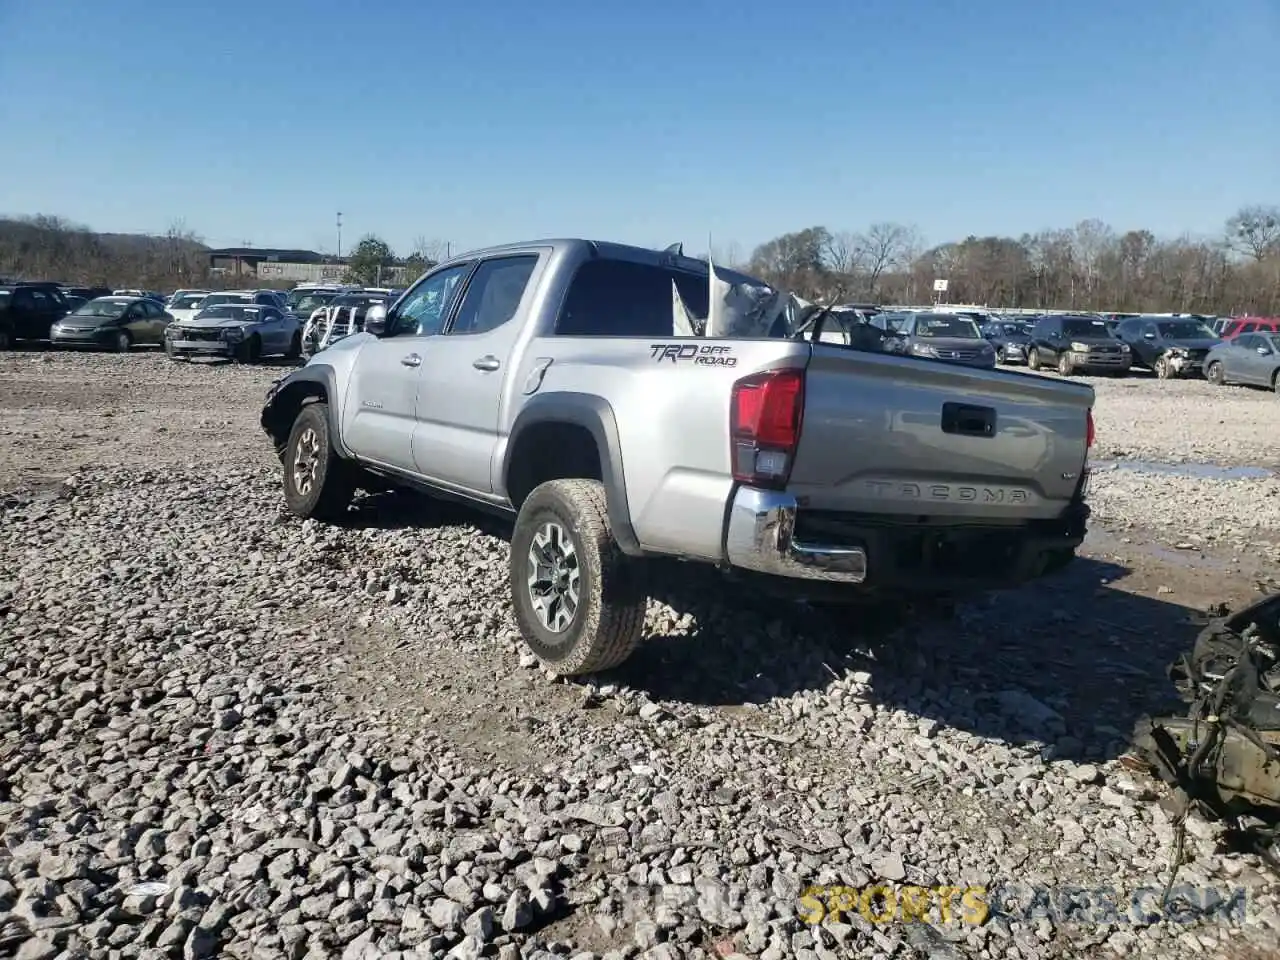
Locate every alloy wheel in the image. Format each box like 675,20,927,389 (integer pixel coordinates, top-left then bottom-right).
526,521,581,634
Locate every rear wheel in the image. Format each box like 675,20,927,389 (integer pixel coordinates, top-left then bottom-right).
1027,347,1041,371
1206,361,1225,386
113,330,131,353
0,328,11,351
286,331,302,361
510,479,647,676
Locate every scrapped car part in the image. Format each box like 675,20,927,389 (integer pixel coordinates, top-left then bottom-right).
1128,592,1280,899
301,305,363,358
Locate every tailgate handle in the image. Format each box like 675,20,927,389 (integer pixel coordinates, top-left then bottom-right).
941,402,996,438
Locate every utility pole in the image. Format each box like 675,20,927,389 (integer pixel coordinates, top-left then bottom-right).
336,212,343,260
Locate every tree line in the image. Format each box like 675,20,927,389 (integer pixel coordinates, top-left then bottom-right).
3,206,1278,315
727,205,1280,315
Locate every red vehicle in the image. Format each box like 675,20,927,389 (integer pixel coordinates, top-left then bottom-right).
1219,316,1280,339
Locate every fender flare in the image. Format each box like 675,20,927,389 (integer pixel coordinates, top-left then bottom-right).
260,363,352,459
503,393,642,556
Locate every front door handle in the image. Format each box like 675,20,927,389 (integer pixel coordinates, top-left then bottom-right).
401,353,421,368
473,355,500,372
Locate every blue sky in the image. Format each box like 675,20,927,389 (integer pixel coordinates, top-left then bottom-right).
1,0,1276,258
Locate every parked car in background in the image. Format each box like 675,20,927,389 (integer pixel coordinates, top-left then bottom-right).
166,288,209,308
167,291,210,324
1115,316,1220,379
286,284,359,314
49,296,172,351
1218,316,1280,340
877,311,997,368
0,282,73,347
62,285,113,302
1204,333,1280,393
1027,315,1132,375
165,302,301,362
980,319,1035,364
290,289,344,320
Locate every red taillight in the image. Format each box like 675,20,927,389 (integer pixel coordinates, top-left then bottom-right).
730,368,805,488
1086,408,1095,449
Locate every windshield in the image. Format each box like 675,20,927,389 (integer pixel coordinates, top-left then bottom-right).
199,293,252,309
914,315,980,339
293,293,337,314
72,299,130,318
1158,320,1216,339
197,305,261,322
1267,335,1280,352
1062,318,1109,337
172,294,207,310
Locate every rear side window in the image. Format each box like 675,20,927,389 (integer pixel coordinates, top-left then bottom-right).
449,255,538,336
555,258,711,336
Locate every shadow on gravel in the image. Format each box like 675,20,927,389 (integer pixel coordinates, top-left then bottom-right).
612,555,1203,764
341,489,514,540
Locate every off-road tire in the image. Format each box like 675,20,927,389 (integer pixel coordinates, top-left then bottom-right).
1027,348,1041,371
1206,361,1225,386
113,330,132,353
510,479,647,676
235,335,262,364
282,401,355,522
1057,352,1074,376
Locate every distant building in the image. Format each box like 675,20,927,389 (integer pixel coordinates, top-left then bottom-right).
207,247,339,280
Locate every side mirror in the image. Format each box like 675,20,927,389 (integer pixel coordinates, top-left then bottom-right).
364,302,388,336
1258,346,1272,356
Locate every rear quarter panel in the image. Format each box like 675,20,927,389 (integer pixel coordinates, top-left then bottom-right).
514,337,811,560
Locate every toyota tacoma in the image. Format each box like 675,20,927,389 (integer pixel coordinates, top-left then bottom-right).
261,239,1096,675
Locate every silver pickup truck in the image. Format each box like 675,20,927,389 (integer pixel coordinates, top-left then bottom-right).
260,239,1095,676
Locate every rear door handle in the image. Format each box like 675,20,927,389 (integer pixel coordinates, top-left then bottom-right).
401,353,421,368
473,355,500,372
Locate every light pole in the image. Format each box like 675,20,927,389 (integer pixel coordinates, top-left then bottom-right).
336,212,343,260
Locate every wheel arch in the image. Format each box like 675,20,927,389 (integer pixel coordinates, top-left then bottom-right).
503,393,642,556
260,364,352,459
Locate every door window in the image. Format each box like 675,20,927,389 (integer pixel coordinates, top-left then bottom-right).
555,258,711,336
447,255,538,336
390,264,472,337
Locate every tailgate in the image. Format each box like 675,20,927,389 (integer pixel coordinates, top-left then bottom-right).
788,346,1093,520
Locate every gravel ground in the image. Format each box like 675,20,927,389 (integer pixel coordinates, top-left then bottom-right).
1,351,1278,960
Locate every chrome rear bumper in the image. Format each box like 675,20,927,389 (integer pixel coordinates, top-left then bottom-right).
724,487,868,583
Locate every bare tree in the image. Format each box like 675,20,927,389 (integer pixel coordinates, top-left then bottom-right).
854,222,913,297
1226,205,1280,262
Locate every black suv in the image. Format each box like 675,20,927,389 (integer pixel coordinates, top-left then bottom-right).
1115,316,1221,379
1027,314,1133,376
0,282,73,348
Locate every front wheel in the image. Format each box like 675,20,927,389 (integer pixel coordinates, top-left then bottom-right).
1206,361,1225,386
1057,352,1074,376
282,402,355,522
286,331,302,361
1027,348,1041,371
510,479,648,676
234,335,262,364
1154,355,1172,379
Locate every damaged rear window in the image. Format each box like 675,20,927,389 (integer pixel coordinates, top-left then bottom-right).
556,258,711,336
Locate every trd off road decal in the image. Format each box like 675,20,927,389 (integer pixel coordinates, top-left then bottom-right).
649,343,737,367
